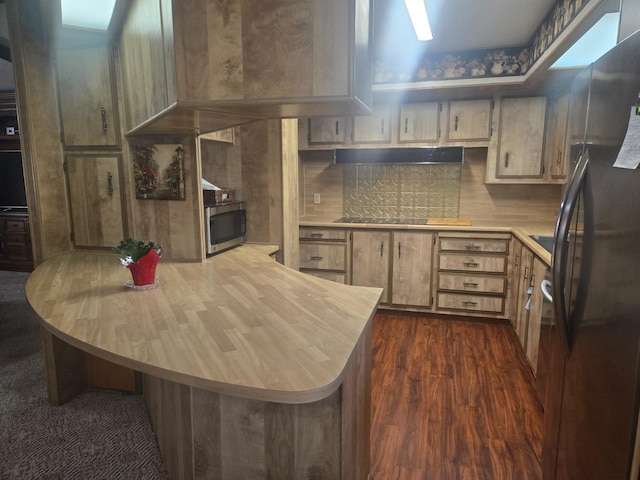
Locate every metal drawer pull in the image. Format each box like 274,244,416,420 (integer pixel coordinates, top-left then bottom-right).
310,233,324,238
465,244,481,250
463,262,479,267
310,256,324,261
462,301,478,306
380,241,384,257
107,172,114,195
463,282,479,288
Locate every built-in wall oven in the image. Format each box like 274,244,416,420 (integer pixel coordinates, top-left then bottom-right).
205,201,246,256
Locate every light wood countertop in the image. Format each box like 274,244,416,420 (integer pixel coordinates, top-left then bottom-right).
25,245,383,404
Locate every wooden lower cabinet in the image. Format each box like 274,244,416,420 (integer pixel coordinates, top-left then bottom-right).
435,232,511,318
513,244,548,374
390,232,434,307
0,211,33,272
299,227,350,283
351,230,391,303
65,155,125,248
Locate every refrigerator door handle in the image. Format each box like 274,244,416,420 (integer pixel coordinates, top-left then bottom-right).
552,149,589,356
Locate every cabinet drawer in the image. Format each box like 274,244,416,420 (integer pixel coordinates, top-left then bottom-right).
299,228,347,241
299,243,347,271
3,219,26,232
439,237,508,253
436,293,505,314
302,270,347,284
438,273,506,294
5,233,27,246
438,253,507,274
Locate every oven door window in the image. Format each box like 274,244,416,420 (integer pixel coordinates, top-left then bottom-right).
210,211,244,245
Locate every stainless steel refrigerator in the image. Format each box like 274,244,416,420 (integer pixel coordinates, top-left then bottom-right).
544,29,640,479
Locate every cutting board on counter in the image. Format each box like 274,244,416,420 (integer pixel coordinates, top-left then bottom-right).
427,218,472,226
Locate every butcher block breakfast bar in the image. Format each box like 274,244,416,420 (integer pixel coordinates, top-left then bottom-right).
25,245,383,480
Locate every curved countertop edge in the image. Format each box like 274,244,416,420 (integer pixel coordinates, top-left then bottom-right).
25,245,383,405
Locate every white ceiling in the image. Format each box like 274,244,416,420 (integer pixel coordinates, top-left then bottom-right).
374,0,560,58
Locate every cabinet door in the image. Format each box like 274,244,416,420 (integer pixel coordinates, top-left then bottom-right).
398,102,440,143
515,247,534,349
351,230,390,303
446,99,492,141
526,257,547,374
391,232,434,306
352,105,392,144
66,155,125,248
509,238,524,326
495,97,547,179
308,117,347,145
56,46,119,147
546,93,570,179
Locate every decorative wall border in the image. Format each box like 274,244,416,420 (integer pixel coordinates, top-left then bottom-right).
373,0,587,84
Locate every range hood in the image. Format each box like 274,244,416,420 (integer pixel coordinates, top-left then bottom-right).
334,146,464,165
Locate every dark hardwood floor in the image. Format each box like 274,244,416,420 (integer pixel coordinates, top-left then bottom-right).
370,312,543,480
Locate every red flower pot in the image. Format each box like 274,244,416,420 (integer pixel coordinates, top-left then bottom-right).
127,249,160,286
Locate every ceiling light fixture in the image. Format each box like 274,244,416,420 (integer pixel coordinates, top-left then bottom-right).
404,0,433,41
61,0,117,31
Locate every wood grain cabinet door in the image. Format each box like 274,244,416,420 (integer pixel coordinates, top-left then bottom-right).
446,99,492,142
494,96,547,179
65,155,125,248
351,230,391,303
352,105,392,144
515,247,534,349
391,232,434,307
308,117,347,145
56,46,120,148
398,102,440,143
526,256,548,374
546,93,570,180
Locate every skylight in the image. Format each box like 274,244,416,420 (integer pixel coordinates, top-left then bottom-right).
404,0,433,41
61,0,117,31
551,12,619,69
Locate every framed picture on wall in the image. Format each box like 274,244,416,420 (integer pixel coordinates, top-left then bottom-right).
131,144,185,200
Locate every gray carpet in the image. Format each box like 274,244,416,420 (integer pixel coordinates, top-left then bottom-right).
0,270,168,479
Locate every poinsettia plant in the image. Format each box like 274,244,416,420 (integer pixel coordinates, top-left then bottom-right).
112,238,162,266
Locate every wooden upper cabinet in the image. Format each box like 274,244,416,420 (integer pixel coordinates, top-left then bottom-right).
488,96,547,182
546,93,570,180
446,99,492,142
118,0,372,134
308,117,347,145
352,105,392,144
398,102,440,143
56,46,119,148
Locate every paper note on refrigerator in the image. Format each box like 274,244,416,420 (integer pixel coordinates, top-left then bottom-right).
613,107,640,169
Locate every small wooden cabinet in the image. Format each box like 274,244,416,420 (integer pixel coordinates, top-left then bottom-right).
398,102,440,143
435,232,510,317
390,231,434,307
299,227,350,283
352,105,392,144
0,211,33,271
445,99,493,142
486,96,547,183
351,230,391,303
307,117,347,145
56,45,120,148
545,92,570,180
65,155,125,248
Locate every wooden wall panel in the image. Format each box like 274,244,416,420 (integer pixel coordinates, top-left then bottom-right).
125,137,203,261
299,150,344,220
7,0,73,264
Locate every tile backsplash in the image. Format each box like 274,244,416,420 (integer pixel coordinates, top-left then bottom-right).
343,164,461,220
